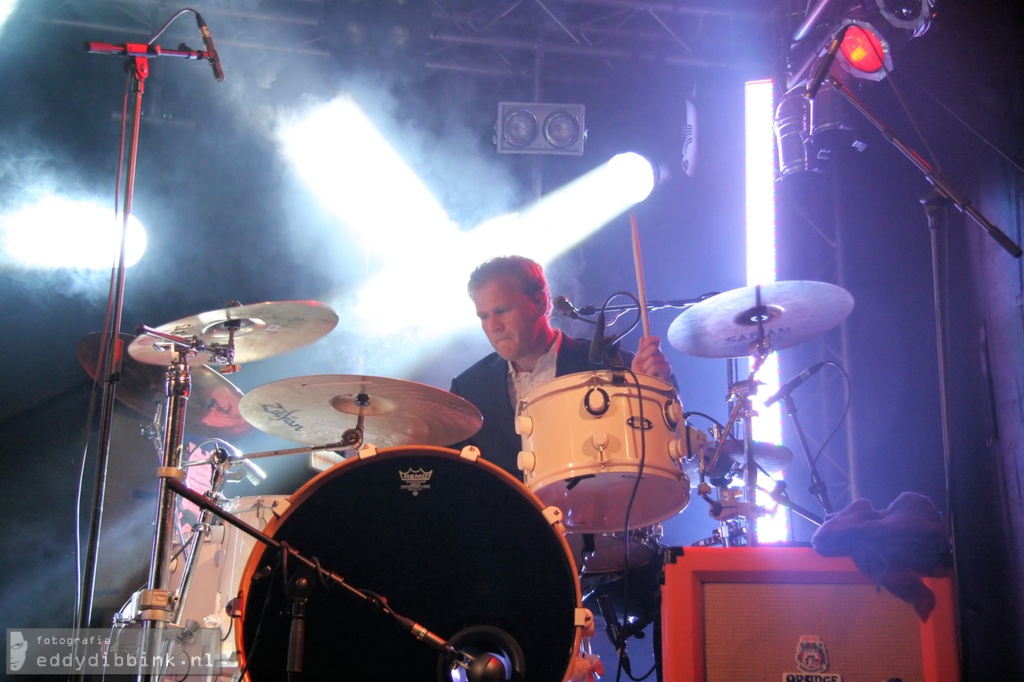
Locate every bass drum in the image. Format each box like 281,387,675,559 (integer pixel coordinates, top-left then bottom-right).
237,446,584,682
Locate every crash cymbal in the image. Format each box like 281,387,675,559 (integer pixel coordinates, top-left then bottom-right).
77,332,251,438
127,300,339,367
667,281,854,358
238,374,483,448
683,440,793,480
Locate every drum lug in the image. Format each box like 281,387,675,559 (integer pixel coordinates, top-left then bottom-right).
574,607,595,633
271,498,291,517
517,450,536,473
515,415,534,437
356,443,378,459
541,505,564,530
459,445,481,462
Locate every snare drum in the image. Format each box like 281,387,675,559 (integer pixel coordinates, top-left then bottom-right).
236,445,588,681
516,371,700,533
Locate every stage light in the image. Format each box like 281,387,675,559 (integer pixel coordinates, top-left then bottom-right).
837,21,889,80
834,0,933,81
603,152,657,204
1,197,147,269
496,102,586,155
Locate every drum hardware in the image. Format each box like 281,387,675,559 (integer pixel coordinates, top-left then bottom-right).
127,300,340,369
107,300,337,679
697,366,771,545
691,518,747,547
170,442,249,629
77,331,251,438
237,374,484,448
668,280,854,545
165,470,532,682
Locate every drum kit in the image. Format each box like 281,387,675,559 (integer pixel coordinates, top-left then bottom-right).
82,278,852,681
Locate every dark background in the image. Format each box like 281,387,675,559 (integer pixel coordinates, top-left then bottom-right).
1,0,1022,678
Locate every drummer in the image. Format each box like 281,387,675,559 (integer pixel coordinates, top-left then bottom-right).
450,255,674,479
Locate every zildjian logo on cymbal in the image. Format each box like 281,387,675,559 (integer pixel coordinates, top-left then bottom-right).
259,402,303,432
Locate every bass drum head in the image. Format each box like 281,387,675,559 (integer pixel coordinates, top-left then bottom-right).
238,446,582,681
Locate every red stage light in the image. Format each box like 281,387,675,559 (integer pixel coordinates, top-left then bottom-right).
840,23,887,75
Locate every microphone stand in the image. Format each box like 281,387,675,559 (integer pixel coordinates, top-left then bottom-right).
823,74,1022,661
824,76,1021,259
780,393,834,515
76,47,147,633
77,33,220,632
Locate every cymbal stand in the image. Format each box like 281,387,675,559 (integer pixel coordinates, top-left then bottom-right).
698,347,771,546
132,329,235,681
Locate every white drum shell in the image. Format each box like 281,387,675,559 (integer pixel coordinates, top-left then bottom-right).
517,371,697,533
171,495,287,669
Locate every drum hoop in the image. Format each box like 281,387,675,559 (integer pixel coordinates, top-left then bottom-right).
519,370,678,406
235,444,585,680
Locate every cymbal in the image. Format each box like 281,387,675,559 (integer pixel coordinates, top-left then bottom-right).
127,300,339,367
683,440,793,480
667,281,854,358
77,332,251,438
238,374,484,448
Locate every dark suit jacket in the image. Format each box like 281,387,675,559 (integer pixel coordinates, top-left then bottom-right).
449,334,634,479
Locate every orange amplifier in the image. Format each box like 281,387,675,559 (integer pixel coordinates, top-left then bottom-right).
660,546,960,682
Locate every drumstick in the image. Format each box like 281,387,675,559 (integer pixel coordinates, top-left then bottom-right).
630,212,652,338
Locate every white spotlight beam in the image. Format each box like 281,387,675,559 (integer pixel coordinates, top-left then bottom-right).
278,95,460,262
336,153,657,376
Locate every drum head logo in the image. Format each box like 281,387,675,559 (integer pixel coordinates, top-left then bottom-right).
399,468,433,495
794,635,829,673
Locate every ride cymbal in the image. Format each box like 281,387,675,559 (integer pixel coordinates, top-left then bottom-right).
667,281,854,358
77,332,251,438
127,300,338,367
238,374,483,448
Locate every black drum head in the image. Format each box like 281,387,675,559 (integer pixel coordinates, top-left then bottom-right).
238,447,581,681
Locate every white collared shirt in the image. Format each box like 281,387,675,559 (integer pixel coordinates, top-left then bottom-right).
507,331,562,407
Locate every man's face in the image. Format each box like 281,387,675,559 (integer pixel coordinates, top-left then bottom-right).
10,631,27,671
472,277,549,365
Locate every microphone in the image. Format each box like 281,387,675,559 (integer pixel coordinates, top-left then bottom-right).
588,310,607,363
763,361,828,407
805,25,849,100
553,295,579,319
553,295,598,319
217,445,266,485
237,458,267,486
194,12,224,82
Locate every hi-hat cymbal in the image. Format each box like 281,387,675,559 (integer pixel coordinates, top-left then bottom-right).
683,440,793,481
238,374,483,448
77,332,251,438
667,281,854,358
127,300,339,367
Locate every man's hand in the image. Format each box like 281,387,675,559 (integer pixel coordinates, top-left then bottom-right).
631,335,673,382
